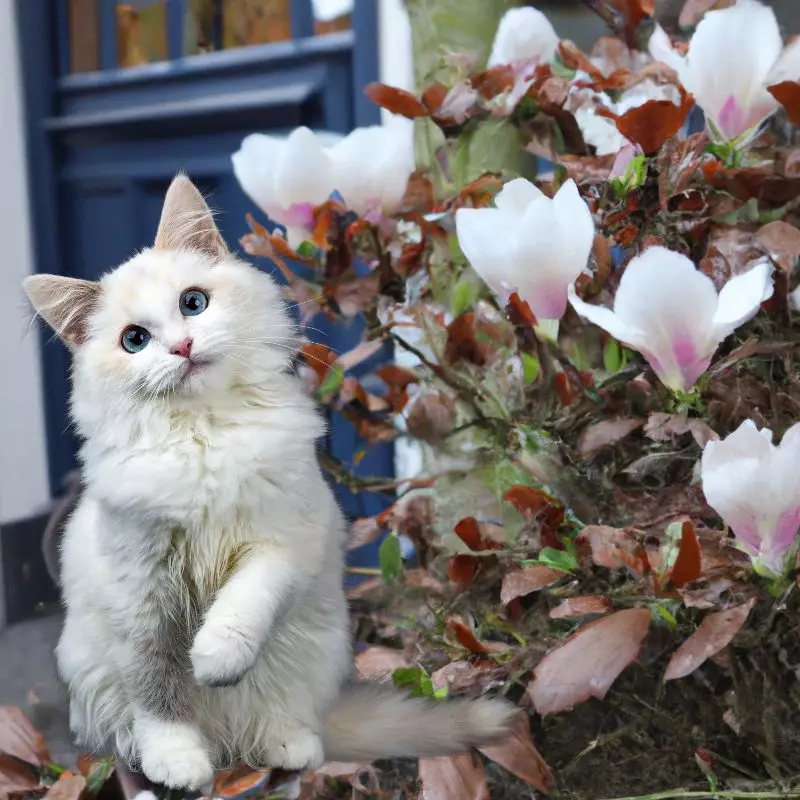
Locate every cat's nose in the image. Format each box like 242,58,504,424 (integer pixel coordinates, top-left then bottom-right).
170,338,193,359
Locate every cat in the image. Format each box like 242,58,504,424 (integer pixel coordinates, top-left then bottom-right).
23,175,515,791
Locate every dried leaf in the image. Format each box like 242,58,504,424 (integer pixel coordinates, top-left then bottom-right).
431,661,484,693
346,516,383,550
500,566,565,605
364,82,428,118
445,618,491,655
664,598,756,680
577,417,644,457
447,555,479,588
506,293,537,327
670,520,702,588
355,646,409,680
644,413,718,448
444,311,512,366
403,568,444,594
504,486,564,529
756,220,800,273
479,715,553,795
528,608,651,715
299,343,338,382
214,765,270,798
768,80,800,125
550,595,612,619
0,707,50,797
406,392,455,444
329,273,380,317
44,774,86,800
453,517,503,552
419,754,489,800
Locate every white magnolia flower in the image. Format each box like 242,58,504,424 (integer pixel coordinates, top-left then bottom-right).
488,7,560,68
569,247,773,391
702,419,800,576
455,178,594,321
648,0,800,143
232,122,414,246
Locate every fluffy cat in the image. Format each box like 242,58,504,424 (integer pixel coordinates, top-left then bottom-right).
24,175,515,790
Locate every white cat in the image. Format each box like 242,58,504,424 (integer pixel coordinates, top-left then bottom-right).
24,175,515,790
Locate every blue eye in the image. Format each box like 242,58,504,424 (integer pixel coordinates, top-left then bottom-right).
121,325,151,354
180,289,209,316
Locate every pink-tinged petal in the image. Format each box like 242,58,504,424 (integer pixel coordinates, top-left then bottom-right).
274,127,335,208
610,142,641,179
552,180,595,275
711,260,773,342
568,285,647,351
717,94,748,140
494,178,544,218
682,0,783,143
762,506,800,573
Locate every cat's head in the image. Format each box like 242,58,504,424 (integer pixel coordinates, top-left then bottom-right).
24,174,295,415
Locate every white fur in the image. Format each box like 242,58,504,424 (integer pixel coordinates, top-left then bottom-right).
41,179,514,791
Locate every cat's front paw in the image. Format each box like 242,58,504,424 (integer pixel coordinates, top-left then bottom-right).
191,621,258,687
267,729,325,771
138,721,214,790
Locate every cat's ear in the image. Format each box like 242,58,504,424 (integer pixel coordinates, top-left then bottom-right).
24,275,101,349
154,173,228,259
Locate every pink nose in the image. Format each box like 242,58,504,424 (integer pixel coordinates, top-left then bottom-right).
170,338,193,359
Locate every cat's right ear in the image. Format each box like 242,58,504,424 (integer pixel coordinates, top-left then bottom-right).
24,275,101,349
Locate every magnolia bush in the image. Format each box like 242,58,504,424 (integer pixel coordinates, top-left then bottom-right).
230,0,800,796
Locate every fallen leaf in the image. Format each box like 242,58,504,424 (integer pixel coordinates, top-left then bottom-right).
214,765,270,798
406,392,455,443
431,661,484,693
43,774,86,800
664,598,756,680
756,220,800,273
577,417,644,457
0,753,40,798
479,715,553,795
578,525,649,577
644,412,718,448
670,520,702,588
445,618,491,655
364,82,428,118
403,568,444,594
444,312,512,366
500,566,565,605
419,754,489,800
355,646,410,680
549,595,612,619
528,608,651,715
346,516,383,550
299,343,338,382
503,486,564,532
447,555,480,588
768,80,800,125
453,517,503,552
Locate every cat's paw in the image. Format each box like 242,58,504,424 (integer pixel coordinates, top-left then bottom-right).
267,729,325,771
138,722,214,790
190,621,257,687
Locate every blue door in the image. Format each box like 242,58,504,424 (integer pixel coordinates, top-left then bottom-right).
17,0,392,568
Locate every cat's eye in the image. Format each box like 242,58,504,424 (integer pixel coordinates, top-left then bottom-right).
121,325,151,354
180,289,209,317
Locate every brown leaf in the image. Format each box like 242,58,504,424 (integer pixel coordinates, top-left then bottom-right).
419,754,489,800
577,417,644,457
299,343,338,383
578,525,649,577
598,88,694,155
453,517,503,552
664,597,756,680
757,220,800,273
670,520,702,588
444,311,512,366
644,412,718,448
355,646,409,680
431,661,485,693
506,293,537,327
768,81,800,125
406,392,455,444
364,82,429,118
0,707,50,767
214,765,270,798
503,486,564,530
445,618,491,655
657,133,708,210
403,568,444,594
554,371,574,406
479,715,553,795
679,0,735,27
447,555,479,588
528,608,651,715
328,273,380,317
44,774,87,800
500,566,565,605
549,595,612,619
0,753,40,798
346,516,383,550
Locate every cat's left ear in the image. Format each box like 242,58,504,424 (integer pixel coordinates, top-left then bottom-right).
154,173,229,259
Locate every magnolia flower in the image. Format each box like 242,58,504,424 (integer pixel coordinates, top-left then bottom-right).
488,7,559,67
648,0,800,143
702,420,800,576
232,122,414,246
455,178,594,321
568,247,773,391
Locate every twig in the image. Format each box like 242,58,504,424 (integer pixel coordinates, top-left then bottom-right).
346,567,382,576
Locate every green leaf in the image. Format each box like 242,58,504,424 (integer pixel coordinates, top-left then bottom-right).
520,352,541,385
295,240,318,260
392,666,435,698
654,604,677,628
379,534,403,581
531,547,578,573
452,278,480,316
603,338,622,373
85,757,115,796
315,368,344,399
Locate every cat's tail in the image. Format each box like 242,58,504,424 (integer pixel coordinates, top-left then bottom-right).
320,682,516,762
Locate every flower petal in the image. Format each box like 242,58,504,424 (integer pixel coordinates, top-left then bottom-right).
488,7,560,67
494,178,544,218
568,285,647,349
232,133,284,216
768,36,800,85
648,25,686,75
455,208,519,300
274,127,335,208
611,247,718,390
711,260,773,341
576,108,628,156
